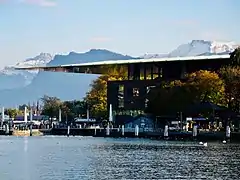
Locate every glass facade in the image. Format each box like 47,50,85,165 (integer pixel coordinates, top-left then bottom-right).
118,85,124,108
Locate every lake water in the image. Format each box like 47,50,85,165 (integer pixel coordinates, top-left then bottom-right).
0,136,239,180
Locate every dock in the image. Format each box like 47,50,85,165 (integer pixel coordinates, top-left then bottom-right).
40,127,240,142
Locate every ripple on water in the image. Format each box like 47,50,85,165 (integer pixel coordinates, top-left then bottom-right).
0,137,239,180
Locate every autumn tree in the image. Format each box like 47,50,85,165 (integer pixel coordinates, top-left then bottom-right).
85,65,128,118
185,70,225,104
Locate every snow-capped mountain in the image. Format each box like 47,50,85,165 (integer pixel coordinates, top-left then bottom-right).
0,53,53,90
140,40,239,59
15,53,53,67
168,40,239,57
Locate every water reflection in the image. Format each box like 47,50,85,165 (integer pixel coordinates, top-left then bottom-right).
0,137,239,180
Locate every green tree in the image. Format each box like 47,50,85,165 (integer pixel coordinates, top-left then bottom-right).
5,108,21,118
41,95,62,118
147,70,225,116
147,80,194,116
61,100,86,121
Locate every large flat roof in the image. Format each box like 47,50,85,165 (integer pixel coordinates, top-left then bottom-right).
14,54,230,74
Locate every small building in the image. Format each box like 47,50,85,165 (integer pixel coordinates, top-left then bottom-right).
115,114,156,129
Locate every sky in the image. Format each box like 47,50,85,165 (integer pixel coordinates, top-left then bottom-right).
0,0,240,68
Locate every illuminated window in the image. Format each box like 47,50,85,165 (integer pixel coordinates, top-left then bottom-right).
118,85,124,108
133,88,140,97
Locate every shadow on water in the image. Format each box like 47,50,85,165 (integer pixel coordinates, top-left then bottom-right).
0,136,239,180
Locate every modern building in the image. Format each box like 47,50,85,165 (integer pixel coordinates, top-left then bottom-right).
16,54,231,121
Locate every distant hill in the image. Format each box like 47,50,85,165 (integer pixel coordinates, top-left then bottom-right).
0,49,137,107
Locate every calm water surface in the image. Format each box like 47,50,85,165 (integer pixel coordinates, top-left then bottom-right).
0,136,239,180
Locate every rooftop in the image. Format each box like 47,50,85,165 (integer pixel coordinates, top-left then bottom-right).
15,54,230,74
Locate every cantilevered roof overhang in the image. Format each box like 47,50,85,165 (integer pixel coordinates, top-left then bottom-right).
14,54,230,75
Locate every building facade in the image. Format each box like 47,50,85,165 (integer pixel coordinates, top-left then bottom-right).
107,57,230,118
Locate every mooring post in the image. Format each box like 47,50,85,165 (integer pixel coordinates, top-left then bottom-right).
164,125,168,139
135,125,139,137
67,125,70,137
193,124,198,138
5,123,9,135
1,107,4,127
94,127,97,136
226,125,231,140
30,108,33,136
106,123,110,136
121,125,124,136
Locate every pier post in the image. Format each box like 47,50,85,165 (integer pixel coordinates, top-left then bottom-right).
94,127,97,136
106,123,110,136
226,125,231,139
193,125,198,137
121,125,124,136
1,107,4,127
29,108,33,136
135,125,139,137
67,125,70,137
87,109,90,121
5,123,9,135
164,125,168,139
24,106,27,123
109,104,113,122
59,109,62,122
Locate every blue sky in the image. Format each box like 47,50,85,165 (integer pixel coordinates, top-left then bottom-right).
0,0,239,68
